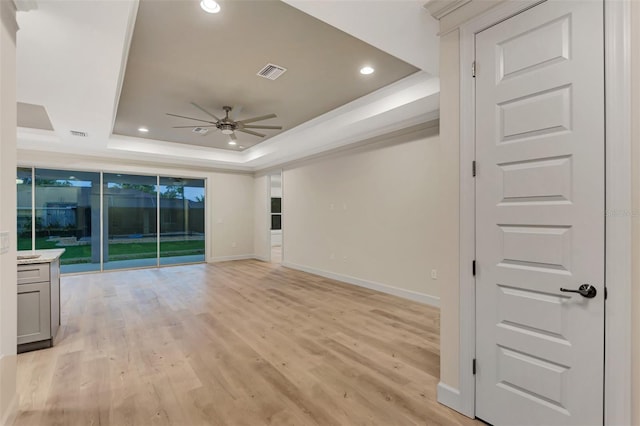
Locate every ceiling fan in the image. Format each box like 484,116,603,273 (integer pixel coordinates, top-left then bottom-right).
167,103,282,142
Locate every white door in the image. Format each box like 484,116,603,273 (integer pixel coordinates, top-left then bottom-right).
475,1,604,425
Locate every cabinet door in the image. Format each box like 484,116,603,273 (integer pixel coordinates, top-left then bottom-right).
17,282,51,345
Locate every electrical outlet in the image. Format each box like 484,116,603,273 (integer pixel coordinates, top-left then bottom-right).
231,242,237,248
431,269,437,280
0,232,9,254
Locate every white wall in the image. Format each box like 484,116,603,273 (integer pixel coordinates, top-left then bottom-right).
253,175,269,261
0,3,18,424
631,3,640,423
210,172,255,261
437,27,461,392
282,123,444,306
15,150,256,263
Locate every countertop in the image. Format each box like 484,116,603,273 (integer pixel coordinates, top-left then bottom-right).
17,249,66,265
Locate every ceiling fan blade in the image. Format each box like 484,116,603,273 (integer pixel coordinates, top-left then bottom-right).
237,113,277,124
172,125,217,128
230,105,243,121
237,128,266,138
242,125,283,130
229,132,238,141
166,113,216,124
190,102,221,121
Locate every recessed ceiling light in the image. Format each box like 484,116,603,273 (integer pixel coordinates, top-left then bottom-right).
239,146,244,149
360,66,375,75
228,141,237,146
138,127,149,133
200,0,220,14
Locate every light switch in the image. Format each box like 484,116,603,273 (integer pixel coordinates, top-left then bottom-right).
431,269,438,280
0,232,9,254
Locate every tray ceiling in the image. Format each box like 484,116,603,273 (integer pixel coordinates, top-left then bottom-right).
113,0,419,151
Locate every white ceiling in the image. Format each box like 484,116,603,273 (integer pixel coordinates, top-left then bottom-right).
16,0,441,172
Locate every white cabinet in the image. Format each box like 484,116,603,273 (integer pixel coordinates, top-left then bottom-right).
17,281,50,345
17,259,61,352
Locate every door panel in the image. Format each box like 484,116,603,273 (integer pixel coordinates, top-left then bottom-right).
475,1,604,425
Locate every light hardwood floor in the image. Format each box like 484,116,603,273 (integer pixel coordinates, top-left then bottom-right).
14,260,478,426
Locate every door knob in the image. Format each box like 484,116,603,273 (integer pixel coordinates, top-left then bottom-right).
560,284,597,299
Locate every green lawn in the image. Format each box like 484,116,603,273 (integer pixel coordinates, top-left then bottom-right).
19,237,205,264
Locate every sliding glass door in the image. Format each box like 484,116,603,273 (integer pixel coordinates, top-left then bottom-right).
17,168,33,251
17,168,206,273
103,173,158,270
34,169,101,273
159,177,206,265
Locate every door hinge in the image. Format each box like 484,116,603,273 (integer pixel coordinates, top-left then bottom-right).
472,161,476,177
472,358,477,375
472,61,476,78
472,260,476,276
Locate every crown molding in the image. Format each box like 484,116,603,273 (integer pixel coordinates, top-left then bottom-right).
423,0,471,19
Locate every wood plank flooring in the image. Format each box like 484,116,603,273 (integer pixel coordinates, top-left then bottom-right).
14,260,478,426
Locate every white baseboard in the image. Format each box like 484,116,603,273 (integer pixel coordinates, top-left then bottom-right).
208,254,256,263
437,382,463,413
281,262,440,307
1,390,18,426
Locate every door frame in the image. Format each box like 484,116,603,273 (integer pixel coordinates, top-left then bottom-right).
455,0,632,423
267,170,284,263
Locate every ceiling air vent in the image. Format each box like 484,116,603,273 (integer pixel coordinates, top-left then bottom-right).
192,127,209,135
257,63,287,80
70,130,87,137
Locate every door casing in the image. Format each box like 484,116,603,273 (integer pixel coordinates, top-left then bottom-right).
445,0,633,424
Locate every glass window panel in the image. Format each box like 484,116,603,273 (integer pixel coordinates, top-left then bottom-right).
271,215,281,230
271,197,281,214
34,169,101,273
159,177,205,265
17,168,33,251
103,173,158,270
